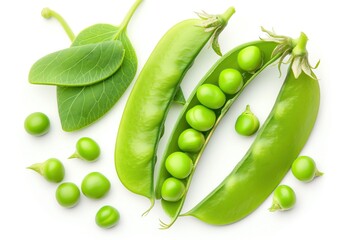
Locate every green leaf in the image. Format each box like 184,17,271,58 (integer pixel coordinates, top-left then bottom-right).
57,24,137,131
29,40,125,86
173,87,186,105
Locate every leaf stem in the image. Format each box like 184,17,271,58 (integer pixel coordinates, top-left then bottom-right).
115,0,143,38
41,8,75,42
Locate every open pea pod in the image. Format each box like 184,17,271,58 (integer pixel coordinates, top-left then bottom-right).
155,40,281,228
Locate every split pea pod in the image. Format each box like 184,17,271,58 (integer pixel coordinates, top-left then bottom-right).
115,7,235,207
155,40,281,228
183,32,320,225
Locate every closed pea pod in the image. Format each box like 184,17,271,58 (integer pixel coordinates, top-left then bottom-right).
114,7,235,208
155,40,282,228
183,31,320,225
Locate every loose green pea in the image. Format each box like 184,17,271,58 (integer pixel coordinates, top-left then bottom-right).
56,182,80,208
235,105,260,136
218,68,244,94
69,137,100,162
291,156,323,182
196,84,226,109
186,105,216,132
95,205,120,229
81,172,110,199
178,128,205,153
24,112,50,136
165,152,193,179
269,185,296,212
237,46,263,72
27,158,65,183
161,177,186,202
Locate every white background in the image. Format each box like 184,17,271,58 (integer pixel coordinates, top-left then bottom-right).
0,0,359,239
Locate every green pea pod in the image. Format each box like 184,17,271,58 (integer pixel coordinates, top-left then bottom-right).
155,41,280,228
183,32,320,225
114,7,235,209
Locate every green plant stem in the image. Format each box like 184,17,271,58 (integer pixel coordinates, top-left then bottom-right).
115,0,143,37
315,169,324,177
27,163,43,175
220,6,235,22
292,32,308,57
269,203,281,212
68,152,80,159
41,8,75,42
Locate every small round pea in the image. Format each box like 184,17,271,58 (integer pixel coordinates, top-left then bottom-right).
161,177,186,202
269,185,296,212
235,105,260,136
218,68,244,94
95,205,120,229
237,46,263,72
24,112,50,136
196,84,226,109
186,105,216,132
69,137,100,162
55,182,80,208
81,172,110,199
291,156,323,182
178,128,205,153
165,152,193,179
27,158,65,183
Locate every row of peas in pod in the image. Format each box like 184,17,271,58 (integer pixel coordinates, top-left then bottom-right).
24,114,120,229
160,46,263,202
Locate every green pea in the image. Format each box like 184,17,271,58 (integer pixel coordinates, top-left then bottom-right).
237,46,263,72
291,156,323,182
218,68,244,94
196,84,226,109
161,177,186,202
56,182,80,208
81,172,110,199
27,158,65,183
235,105,260,136
178,128,205,153
95,205,120,229
186,105,216,132
269,185,296,212
24,112,50,136
69,137,101,162
165,152,193,179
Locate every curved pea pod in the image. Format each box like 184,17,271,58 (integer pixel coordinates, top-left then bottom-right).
115,7,235,208
155,40,281,228
183,33,320,225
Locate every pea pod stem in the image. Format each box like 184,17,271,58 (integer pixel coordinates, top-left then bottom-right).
41,8,75,42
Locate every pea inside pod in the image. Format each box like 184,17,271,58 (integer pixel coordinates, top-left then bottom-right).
155,40,281,228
